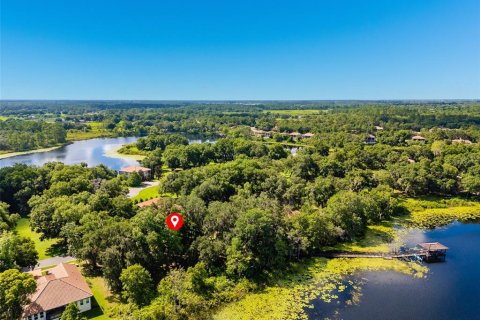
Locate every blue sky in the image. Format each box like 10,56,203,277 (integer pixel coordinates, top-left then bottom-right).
1,0,479,100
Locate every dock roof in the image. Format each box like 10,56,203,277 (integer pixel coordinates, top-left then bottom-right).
418,242,448,251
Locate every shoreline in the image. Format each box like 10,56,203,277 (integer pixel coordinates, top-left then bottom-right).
0,145,66,160
215,201,480,319
0,136,143,161
104,146,146,161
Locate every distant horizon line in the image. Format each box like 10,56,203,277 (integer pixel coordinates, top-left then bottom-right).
1,99,479,102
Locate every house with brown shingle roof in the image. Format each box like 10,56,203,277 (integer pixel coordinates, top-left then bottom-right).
23,263,93,320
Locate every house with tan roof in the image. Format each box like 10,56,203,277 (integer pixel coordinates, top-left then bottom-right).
452,138,473,145
411,135,426,142
23,263,93,320
118,166,152,180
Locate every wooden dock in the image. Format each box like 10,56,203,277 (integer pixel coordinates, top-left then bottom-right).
321,242,448,262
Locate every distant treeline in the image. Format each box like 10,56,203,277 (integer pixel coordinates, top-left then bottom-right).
0,119,66,152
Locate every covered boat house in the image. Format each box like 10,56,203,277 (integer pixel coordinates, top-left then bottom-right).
418,242,448,262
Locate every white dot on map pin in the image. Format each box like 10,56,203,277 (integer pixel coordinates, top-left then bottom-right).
171,215,179,227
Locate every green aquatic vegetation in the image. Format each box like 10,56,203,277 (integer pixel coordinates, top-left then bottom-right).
409,205,480,228
401,197,478,213
214,257,427,320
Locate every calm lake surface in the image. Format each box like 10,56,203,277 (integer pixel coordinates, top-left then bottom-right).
308,222,480,320
0,136,220,170
0,137,140,170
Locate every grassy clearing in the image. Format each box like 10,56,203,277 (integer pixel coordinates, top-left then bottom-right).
0,116,8,120
85,276,116,320
104,148,146,161
263,109,323,116
131,182,177,202
215,257,426,320
67,122,113,141
116,143,149,156
131,184,161,201
67,130,113,140
15,218,59,260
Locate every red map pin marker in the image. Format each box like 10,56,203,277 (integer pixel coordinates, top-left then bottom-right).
166,212,184,231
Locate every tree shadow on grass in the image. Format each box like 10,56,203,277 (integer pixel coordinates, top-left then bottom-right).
83,296,108,319
358,226,395,247
83,306,104,319
45,239,68,257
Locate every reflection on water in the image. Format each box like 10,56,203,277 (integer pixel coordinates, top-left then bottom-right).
0,137,140,170
0,136,221,170
308,223,480,320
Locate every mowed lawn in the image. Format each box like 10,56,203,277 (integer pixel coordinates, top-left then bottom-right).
15,218,58,260
84,276,117,320
131,184,160,201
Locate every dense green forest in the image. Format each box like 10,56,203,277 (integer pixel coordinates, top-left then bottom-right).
0,120,66,152
2,100,480,155
1,101,480,319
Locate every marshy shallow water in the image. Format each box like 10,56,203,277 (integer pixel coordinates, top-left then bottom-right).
307,222,480,320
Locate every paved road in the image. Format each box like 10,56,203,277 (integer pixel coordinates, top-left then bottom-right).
127,180,160,198
23,255,76,271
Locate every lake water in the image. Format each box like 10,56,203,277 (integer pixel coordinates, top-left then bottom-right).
307,222,480,320
0,137,141,170
0,136,302,170
0,136,221,170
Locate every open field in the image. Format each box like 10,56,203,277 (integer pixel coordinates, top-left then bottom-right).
67,130,113,140
0,116,9,120
15,218,59,260
67,122,114,140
